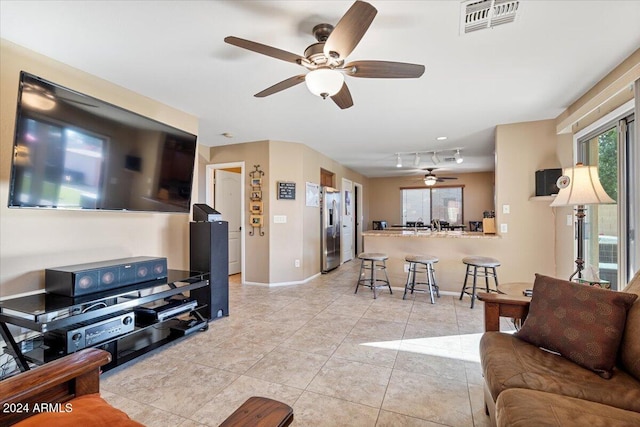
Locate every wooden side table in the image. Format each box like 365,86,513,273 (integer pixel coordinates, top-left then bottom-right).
498,282,534,298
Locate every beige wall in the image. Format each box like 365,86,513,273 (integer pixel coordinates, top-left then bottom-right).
208,141,270,284
209,140,369,285
494,119,563,282
0,40,198,297
368,172,495,228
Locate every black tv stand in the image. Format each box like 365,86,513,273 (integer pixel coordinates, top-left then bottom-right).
0,270,210,376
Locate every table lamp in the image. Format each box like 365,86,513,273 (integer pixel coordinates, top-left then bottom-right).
550,163,614,280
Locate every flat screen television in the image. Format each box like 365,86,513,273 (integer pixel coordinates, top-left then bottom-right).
8,71,197,213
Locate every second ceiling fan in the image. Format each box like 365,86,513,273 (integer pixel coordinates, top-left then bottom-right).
224,0,425,109
423,168,457,186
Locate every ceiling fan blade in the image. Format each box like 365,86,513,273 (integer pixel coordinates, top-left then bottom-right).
344,60,425,78
323,1,377,60
224,36,306,65
439,177,458,180
331,82,354,109
254,75,306,98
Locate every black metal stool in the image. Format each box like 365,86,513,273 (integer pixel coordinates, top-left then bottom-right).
459,256,500,308
355,253,392,299
403,254,440,304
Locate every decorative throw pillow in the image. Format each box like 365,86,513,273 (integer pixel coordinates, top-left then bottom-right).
515,274,637,379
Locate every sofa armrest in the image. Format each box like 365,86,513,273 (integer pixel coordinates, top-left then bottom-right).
0,348,111,425
477,292,531,331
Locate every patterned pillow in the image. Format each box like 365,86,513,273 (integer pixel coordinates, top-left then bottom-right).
515,274,638,379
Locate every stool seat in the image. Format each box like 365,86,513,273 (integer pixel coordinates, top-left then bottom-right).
355,253,392,299
359,253,389,261
405,254,438,264
462,256,500,268
460,256,501,308
403,254,440,304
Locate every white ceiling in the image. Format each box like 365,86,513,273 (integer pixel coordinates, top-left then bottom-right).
1,1,639,178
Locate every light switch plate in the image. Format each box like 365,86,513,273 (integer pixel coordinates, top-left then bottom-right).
273,215,287,223
500,223,508,233
567,214,573,226
502,204,510,214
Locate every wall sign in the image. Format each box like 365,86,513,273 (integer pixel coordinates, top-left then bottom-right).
277,181,296,200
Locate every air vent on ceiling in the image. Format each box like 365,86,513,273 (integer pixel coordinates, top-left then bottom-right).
460,0,519,35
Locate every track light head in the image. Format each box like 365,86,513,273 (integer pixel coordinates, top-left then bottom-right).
431,152,440,165
396,154,402,168
454,149,463,164
413,153,421,167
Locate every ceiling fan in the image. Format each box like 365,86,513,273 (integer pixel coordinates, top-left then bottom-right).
224,0,425,109
423,168,457,186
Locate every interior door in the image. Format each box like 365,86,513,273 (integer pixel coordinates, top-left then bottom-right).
214,169,241,275
341,178,354,262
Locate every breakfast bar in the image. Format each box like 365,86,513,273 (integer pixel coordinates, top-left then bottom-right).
362,229,501,294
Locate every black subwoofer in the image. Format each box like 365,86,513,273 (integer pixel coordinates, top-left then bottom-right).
189,221,229,321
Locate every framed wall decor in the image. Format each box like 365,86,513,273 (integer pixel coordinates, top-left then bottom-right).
251,190,262,201
250,214,263,227
250,200,263,213
251,177,262,188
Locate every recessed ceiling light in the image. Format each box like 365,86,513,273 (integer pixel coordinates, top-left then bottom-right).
222,132,234,138
436,136,447,141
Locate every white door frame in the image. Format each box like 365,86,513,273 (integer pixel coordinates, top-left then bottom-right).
206,162,245,280
354,181,364,256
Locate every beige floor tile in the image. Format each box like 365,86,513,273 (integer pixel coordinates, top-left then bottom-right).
244,347,328,389
333,336,399,368
307,357,392,407
190,375,303,427
102,390,188,427
382,369,474,427
292,391,379,427
394,350,468,383
376,410,445,426
98,267,490,427
279,326,347,356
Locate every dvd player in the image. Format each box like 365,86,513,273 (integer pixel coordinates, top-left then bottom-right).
135,299,197,324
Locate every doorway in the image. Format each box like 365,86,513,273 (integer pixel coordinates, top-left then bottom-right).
341,178,354,263
206,163,245,277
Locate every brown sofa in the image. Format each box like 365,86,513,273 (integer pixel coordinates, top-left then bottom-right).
478,270,640,427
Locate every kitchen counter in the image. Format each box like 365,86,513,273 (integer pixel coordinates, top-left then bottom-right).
363,230,499,239
363,230,503,294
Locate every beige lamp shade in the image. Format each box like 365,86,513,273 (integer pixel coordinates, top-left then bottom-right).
550,163,614,207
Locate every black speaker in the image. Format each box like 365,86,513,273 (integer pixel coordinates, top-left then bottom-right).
535,168,562,196
46,257,168,297
190,221,229,321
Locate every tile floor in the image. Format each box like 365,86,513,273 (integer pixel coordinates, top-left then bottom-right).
101,261,514,426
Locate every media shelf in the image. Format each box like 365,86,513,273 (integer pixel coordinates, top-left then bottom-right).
0,270,210,374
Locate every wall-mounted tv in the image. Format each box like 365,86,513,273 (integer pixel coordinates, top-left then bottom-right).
8,71,197,213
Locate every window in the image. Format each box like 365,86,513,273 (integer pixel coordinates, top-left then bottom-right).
402,186,463,225
577,109,635,290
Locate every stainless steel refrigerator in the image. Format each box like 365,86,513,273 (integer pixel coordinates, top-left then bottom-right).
321,186,341,272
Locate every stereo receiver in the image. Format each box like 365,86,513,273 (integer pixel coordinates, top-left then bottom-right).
45,312,135,353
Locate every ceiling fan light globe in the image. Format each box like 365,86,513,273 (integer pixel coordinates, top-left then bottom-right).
424,176,437,186
305,69,344,98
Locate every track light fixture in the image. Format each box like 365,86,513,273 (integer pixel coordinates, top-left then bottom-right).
413,153,421,167
431,152,440,165
396,154,402,168
454,149,463,164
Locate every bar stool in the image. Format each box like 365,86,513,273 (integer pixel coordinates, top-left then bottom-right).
403,254,440,304
355,253,392,299
459,256,500,308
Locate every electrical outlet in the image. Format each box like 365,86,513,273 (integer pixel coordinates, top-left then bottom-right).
500,223,508,233
294,259,300,268
403,263,410,273
502,204,510,214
